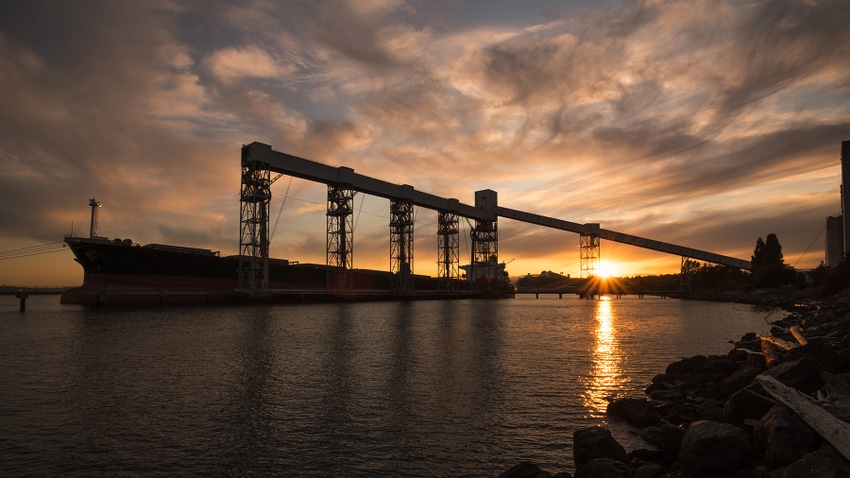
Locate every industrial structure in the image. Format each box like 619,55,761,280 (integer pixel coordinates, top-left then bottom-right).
826,141,850,267
238,142,751,296
88,198,101,238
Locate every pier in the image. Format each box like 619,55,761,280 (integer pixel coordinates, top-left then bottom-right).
513,289,682,299
60,142,756,308
1,286,70,311
237,142,751,299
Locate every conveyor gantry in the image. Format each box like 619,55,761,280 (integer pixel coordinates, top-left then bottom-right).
238,142,751,294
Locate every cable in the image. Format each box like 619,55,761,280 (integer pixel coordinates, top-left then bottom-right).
792,225,825,268
353,193,365,232
0,242,67,260
270,176,293,242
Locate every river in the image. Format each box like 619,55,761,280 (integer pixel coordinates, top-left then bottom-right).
0,295,773,477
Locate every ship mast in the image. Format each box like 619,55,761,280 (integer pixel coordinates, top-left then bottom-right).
89,198,101,238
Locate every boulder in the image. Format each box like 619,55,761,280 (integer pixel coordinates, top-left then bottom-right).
647,387,684,401
606,397,661,428
573,458,630,478
746,351,768,369
727,348,750,362
655,400,694,425
762,357,823,394
572,427,626,469
720,366,762,398
632,463,665,478
677,420,754,477
666,355,707,378
497,461,554,478
725,382,775,423
702,356,740,376
694,397,725,422
655,424,686,457
753,405,817,470
780,450,850,478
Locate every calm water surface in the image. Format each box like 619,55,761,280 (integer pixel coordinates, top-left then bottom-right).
0,295,773,477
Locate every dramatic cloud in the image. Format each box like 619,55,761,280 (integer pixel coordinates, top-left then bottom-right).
1,0,848,285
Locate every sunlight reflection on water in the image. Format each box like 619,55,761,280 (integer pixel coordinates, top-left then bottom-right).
582,296,625,416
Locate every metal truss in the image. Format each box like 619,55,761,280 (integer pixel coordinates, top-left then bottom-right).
470,220,498,288
326,184,356,291
239,149,271,293
437,210,459,291
580,233,600,278
390,199,414,294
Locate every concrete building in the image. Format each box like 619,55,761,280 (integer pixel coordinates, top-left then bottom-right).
826,141,850,267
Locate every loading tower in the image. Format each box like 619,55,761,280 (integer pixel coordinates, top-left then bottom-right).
88,198,101,238
239,146,272,294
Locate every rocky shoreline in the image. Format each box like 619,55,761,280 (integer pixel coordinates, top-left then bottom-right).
498,294,850,478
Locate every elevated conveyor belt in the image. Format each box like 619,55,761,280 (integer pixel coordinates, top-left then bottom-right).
245,142,752,271
497,206,752,270
245,142,489,220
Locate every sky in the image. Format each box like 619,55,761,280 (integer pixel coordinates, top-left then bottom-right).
1,0,849,286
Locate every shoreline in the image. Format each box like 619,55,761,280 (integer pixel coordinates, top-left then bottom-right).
499,293,850,477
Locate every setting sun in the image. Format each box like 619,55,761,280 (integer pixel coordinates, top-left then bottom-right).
597,260,619,278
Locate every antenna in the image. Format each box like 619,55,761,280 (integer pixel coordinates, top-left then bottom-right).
89,198,101,238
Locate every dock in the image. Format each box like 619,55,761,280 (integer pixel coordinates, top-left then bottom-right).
1,286,71,311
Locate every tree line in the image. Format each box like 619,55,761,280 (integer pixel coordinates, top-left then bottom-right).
621,233,850,295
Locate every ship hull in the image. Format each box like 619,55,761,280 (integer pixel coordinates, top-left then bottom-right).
61,236,508,307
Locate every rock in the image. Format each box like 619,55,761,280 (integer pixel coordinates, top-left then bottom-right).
573,458,630,478
647,387,684,401
694,397,725,421
753,405,817,470
727,348,750,362
606,397,661,428
627,448,670,471
747,351,768,369
573,427,627,469
633,463,665,478
497,461,554,478
677,420,754,477
720,366,762,398
780,450,850,478
762,357,824,394
666,355,707,378
725,382,775,423
655,400,695,425
702,356,740,376
655,424,686,457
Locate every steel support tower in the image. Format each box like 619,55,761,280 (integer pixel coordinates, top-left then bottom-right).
390,198,414,294
88,198,101,238
239,147,271,293
580,233,600,278
437,210,460,291
470,220,498,288
327,184,356,291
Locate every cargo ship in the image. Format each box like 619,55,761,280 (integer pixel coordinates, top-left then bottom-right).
60,201,513,307
60,235,514,306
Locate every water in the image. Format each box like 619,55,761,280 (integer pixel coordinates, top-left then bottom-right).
0,295,773,477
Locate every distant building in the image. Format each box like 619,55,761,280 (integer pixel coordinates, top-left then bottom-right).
826,140,850,267
826,215,843,266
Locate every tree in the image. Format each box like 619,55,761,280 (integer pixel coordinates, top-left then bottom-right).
751,233,784,275
751,233,798,288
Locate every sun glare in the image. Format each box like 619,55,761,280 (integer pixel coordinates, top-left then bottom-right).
597,260,618,278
